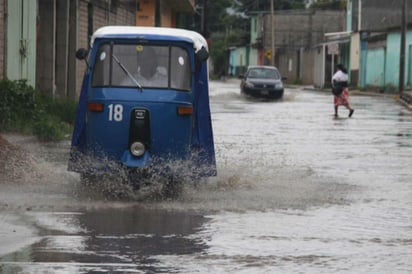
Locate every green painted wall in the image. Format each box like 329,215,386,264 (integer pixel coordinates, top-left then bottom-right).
385,31,412,88
366,47,385,87
228,47,248,76
364,30,412,90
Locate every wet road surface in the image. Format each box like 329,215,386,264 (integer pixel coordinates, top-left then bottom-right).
0,80,411,273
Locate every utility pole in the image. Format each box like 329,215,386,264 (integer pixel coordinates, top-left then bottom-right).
399,0,407,94
270,0,275,66
201,0,205,33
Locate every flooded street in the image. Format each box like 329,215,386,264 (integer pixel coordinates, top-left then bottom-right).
1,80,411,273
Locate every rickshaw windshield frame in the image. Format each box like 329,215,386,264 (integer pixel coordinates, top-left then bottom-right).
91,42,192,91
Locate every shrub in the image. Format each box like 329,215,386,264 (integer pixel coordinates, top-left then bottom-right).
293,78,303,85
33,115,72,141
0,79,37,129
0,79,77,141
38,95,78,125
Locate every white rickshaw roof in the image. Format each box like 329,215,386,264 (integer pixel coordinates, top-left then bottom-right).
91,26,208,52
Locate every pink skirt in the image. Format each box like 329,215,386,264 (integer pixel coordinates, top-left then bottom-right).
334,88,349,106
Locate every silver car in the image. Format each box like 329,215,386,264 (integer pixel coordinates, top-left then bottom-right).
240,66,287,99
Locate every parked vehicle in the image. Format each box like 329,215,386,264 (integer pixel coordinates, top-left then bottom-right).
68,26,216,190
239,66,287,99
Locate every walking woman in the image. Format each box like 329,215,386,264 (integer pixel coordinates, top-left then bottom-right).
332,64,354,118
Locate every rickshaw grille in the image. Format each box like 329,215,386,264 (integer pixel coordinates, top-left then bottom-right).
129,109,151,153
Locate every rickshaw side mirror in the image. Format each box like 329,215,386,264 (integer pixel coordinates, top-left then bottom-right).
76,48,89,60
196,47,209,63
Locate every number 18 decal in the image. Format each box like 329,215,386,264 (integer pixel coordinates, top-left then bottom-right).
108,104,123,122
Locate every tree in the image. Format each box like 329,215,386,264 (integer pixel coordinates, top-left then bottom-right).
310,0,347,10
237,0,306,13
196,0,249,76
201,0,310,76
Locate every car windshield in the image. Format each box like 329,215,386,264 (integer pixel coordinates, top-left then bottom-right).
92,43,191,91
247,68,280,79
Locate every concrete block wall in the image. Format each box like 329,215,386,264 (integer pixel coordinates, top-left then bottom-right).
360,0,412,32
262,9,346,84
264,10,346,49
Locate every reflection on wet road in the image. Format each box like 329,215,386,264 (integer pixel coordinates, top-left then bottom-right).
0,80,411,273
1,209,207,273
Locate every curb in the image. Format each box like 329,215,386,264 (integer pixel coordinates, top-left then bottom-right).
399,92,412,111
257,82,412,111
300,86,412,111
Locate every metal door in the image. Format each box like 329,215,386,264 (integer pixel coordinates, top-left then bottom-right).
6,0,37,86
365,47,386,88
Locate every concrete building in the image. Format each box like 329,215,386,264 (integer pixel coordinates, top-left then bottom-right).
38,0,136,99
136,0,195,27
349,0,412,92
0,0,136,98
231,0,412,92
263,9,346,85
1,0,37,88
229,9,346,85
0,0,196,99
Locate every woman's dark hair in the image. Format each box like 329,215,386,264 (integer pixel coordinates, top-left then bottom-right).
337,64,348,74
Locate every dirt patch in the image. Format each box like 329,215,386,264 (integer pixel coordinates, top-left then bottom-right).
0,134,43,183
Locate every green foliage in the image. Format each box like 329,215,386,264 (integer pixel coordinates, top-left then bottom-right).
206,0,233,33
38,95,78,125
0,79,37,129
310,0,347,10
293,78,303,85
33,115,72,141
205,0,249,77
0,79,77,141
209,33,229,76
205,0,308,78
237,0,306,12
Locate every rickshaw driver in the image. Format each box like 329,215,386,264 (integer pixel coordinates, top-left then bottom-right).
121,45,168,87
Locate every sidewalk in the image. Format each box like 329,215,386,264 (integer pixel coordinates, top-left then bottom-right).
349,89,412,111
299,85,412,111
399,91,412,110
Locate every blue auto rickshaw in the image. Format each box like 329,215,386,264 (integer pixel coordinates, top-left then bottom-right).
68,26,216,189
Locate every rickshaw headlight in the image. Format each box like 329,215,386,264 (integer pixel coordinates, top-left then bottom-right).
130,142,145,157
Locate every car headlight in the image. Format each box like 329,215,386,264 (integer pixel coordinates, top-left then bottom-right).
276,82,283,88
245,81,254,88
130,141,145,157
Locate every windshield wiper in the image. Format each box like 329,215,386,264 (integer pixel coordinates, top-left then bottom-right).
112,54,143,91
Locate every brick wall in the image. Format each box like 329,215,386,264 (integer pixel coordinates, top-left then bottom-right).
75,0,136,97
0,0,4,79
76,2,88,97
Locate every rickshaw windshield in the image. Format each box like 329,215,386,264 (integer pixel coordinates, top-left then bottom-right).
92,43,191,91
